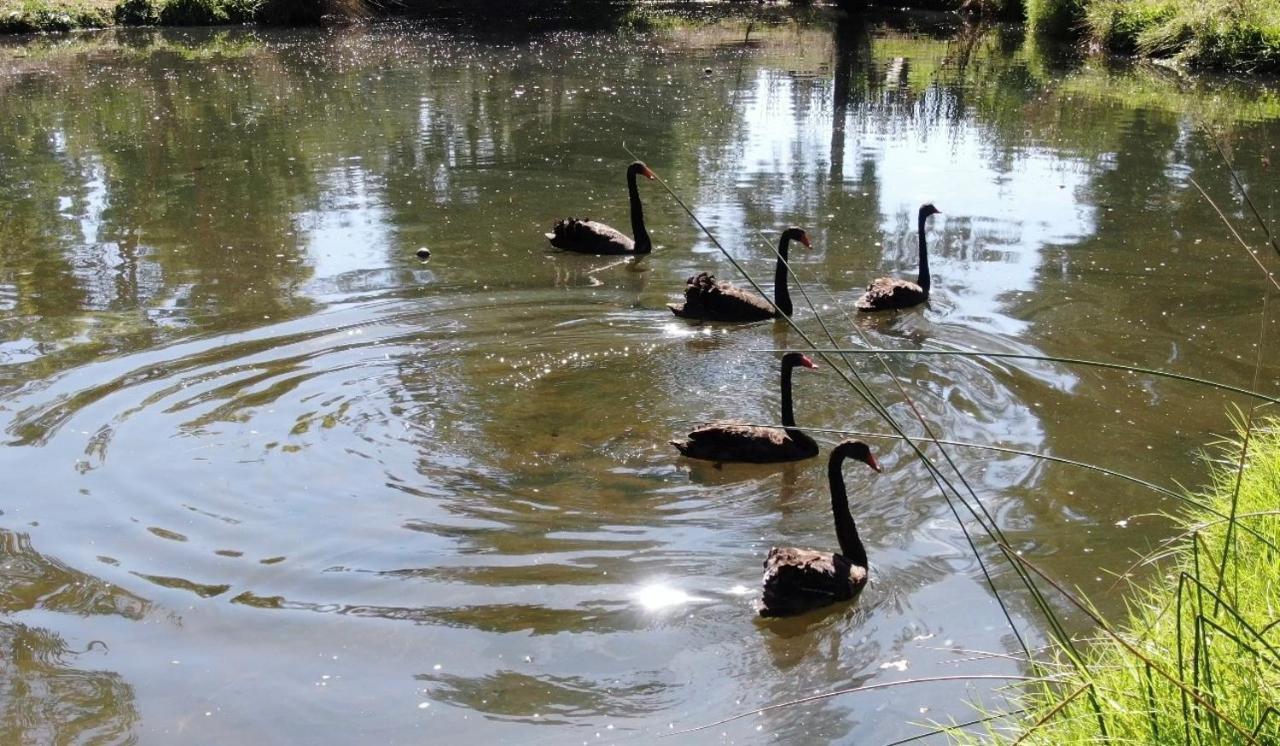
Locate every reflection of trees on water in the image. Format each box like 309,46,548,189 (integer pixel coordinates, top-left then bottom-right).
0,532,146,743
0,622,139,745
829,16,871,184
0,531,150,618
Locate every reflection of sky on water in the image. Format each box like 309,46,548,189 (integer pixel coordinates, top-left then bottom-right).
697,69,1097,337
300,165,395,292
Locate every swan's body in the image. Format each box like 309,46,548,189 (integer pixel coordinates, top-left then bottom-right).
758,548,866,617
669,228,810,322
856,204,940,312
758,440,880,618
546,162,656,255
671,352,819,464
857,276,927,310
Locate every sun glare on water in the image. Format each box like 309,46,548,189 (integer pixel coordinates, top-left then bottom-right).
634,583,704,611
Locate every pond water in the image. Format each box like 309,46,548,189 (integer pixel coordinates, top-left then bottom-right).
1,11,1278,743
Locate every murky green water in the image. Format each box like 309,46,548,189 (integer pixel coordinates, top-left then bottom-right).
1,12,1278,743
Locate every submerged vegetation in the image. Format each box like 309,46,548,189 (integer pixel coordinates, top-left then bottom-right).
976,419,1280,743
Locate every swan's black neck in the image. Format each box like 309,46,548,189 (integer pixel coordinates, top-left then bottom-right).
780,360,797,428
916,211,930,295
773,234,794,317
829,451,867,566
627,169,651,254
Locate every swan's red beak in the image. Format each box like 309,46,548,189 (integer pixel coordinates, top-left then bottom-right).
800,355,818,369
641,166,657,180
862,453,881,472
799,233,812,248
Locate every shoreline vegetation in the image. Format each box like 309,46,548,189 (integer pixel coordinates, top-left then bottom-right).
974,418,1280,743
0,0,1277,73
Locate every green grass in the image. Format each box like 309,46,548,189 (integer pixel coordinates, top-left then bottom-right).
1026,0,1085,36
1,0,367,30
972,417,1280,743
1081,0,1280,70
0,0,114,32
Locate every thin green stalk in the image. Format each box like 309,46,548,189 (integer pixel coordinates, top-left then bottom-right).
878,709,1027,746
1197,613,1273,670
1180,573,1280,667
1114,509,1280,585
998,544,1262,744
748,232,1066,666
1010,683,1093,745
752,231,1105,725
1145,661,1161,742
807,429,1277,555
1253,707,1279,739
1177,566,1193,746
1207,134,1280,259
641,151,1040,660
1187,177,1280,293
662,674,1042,737
808,426,1182,498
1214,313,1269,613
749,348,1280,406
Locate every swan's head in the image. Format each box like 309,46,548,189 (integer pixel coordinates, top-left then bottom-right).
836,439,881,472
630,161,657,180
782,352,818,371
782,227,811,248
919,203,941,220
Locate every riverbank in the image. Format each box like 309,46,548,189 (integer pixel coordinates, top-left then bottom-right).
984,419,1280,743
1030,0,1280,72
0,0,353,32
3,1,1279,72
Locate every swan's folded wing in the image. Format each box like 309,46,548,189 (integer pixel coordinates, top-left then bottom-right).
687,422,787,446
855,277,925,310
759,547,863,616
548,218,633,252
681,273,775,319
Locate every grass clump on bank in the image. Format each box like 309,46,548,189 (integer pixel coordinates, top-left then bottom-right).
1025,0,1083,36
1024,0,1280,70
982,418,1280,743
114,0,255,26
0,0,113,32
1,0,367,30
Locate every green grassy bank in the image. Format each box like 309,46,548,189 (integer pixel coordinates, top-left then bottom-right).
1028,0,1279,71
2,1,1278,72
980,418,1280,743
0,0,361,32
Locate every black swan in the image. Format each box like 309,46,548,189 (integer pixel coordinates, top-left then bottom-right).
668,228,810,322
757,440,880,617
545,161,656,255
670,352,819,464
855,203,940,312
